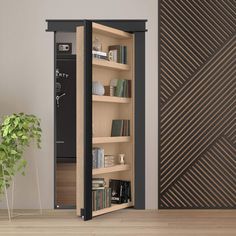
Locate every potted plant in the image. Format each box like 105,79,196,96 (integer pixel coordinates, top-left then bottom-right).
0,113,42,195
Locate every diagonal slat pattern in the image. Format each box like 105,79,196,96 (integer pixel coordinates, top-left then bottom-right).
160,137,236,209
160,0,236,107
159,0,236,209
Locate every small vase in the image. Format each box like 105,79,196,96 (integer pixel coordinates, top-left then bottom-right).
118,154,125,165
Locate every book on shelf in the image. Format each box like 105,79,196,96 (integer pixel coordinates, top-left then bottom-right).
111,120,130,137
92,147,104,169
104,79,131,98
92,178,111,211
109,179,131,204
108,45,127,64
92,187,111,211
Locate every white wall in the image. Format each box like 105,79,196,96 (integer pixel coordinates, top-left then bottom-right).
0,0,157,209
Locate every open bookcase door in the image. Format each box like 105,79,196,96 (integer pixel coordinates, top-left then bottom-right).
76,20,93,221
77,21,135,221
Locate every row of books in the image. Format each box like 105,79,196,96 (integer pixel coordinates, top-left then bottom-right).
108,45,127,64
92,188,111,211
111,120,130,137
92,44,127,65
104,79,131,98
92,148,117,169
92,178,132,211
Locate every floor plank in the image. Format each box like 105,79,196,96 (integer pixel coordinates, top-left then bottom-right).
0,209,236,235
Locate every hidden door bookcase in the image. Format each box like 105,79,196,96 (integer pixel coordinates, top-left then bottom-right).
46,20,146,221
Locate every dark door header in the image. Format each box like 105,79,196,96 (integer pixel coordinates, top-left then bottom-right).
46,19,147,32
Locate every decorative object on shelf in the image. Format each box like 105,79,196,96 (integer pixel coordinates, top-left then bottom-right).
108,45,127,64
93,37,102,51
109,179,131,204
108,50,118,62
0,113,42,220
118,154,125,165
92,81,105,96
56,43,72,54
104,155,116,167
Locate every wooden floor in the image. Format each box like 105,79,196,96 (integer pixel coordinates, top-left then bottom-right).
0,209,236,235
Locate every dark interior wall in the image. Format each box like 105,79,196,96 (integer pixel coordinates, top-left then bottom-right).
159,0,236,209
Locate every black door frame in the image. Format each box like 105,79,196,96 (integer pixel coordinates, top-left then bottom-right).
47,19,147,220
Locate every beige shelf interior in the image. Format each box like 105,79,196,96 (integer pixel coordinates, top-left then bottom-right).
76,23,134,217
91,23,135,217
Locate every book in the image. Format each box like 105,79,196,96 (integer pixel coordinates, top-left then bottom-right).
92,147,105,168
111,120,123,136
115,79,125,97
111,120,130,137
92,187,111,211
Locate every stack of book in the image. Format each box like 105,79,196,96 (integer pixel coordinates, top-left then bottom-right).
92,147,104,169
108,45,127,64
92,50,108,60
109,179,131,204
111,120,130,137
104,155,117,167
92,178,106,189
92,178,111,211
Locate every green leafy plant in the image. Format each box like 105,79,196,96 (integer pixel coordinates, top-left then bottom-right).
0,113,42,195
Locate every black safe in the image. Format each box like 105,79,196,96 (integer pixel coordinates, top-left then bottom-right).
56,55,76,160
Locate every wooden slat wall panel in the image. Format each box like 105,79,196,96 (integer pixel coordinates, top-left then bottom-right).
159,0,236,209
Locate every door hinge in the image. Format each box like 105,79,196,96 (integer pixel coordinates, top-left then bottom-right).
80,208,85,219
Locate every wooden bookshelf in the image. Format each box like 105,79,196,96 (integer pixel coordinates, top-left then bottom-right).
93,95,131,104
93,136,131,144
93,58,130,71
92,202,133,217
91,22,135,217
93,164,130,175
75,22,135,217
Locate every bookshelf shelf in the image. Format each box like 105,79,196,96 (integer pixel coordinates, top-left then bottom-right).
93,58,130,71
93,136,131,144
93,95,131,104
93,164,130,175
93,22,132,39
92,202,133,217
